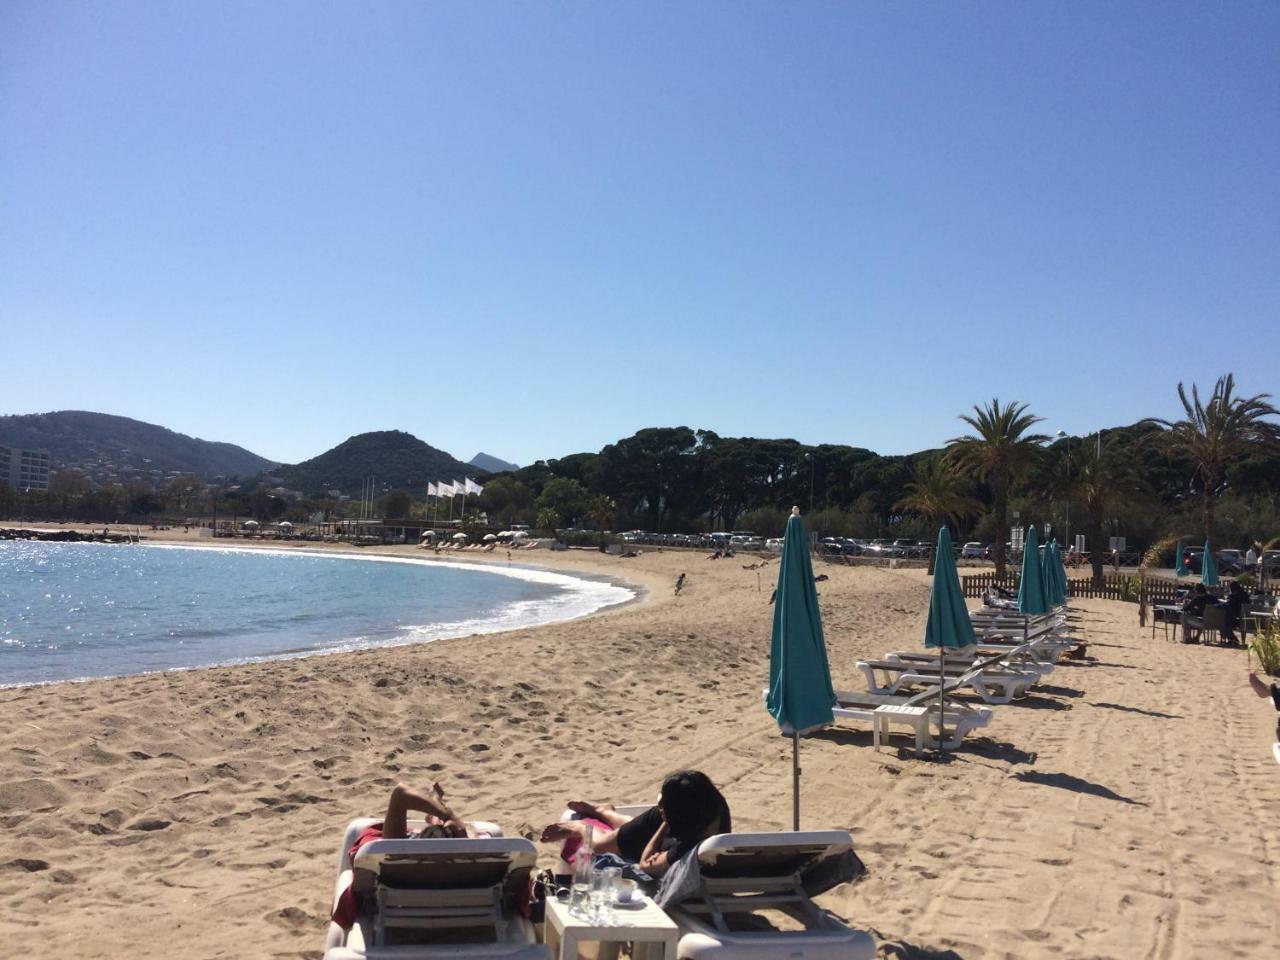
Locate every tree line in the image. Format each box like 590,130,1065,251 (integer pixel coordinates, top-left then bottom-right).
5,374,1277,588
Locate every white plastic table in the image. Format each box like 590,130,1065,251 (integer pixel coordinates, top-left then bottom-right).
544,894,679,960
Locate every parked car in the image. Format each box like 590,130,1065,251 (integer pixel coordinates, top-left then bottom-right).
892,539,918,557
865,538,903,558
1186,549,1244,576
1216,549,1245,574
961,541,985,559
765,537,784,552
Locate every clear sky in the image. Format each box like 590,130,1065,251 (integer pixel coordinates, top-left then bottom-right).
3,1,1277,467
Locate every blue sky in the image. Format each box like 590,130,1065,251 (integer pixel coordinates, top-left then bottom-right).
3,1,1277,467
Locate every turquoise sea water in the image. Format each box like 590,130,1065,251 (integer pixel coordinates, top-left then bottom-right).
0,542,633,686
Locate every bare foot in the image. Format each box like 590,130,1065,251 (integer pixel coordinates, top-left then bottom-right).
540,821,583,843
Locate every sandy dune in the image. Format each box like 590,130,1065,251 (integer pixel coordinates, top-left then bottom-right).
1,540,1277,959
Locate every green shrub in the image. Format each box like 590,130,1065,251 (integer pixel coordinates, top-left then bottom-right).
1251,621,1280,677
1119,575,1142,603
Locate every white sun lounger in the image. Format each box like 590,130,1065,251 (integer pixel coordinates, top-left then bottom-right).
323,818,548,960
832,686,993,755
888,646,1054,677
663,831,876,959
855,656,1040,704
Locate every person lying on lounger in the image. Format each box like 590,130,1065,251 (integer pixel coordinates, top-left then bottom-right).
540,770,730,879
368,783,491,839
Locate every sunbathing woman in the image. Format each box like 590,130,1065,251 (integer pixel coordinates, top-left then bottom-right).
540,770,730,878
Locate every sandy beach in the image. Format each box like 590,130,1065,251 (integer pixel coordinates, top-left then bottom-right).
2,534,1278,959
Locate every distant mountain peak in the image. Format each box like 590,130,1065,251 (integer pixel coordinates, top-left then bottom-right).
280,430,475,496
470,452,519,474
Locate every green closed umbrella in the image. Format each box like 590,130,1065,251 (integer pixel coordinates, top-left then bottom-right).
1018,524,1049,615
1043,539,1067,607
1174,540,1189,577
924,526,977,753
1202,539,1219,587
766,507,836,829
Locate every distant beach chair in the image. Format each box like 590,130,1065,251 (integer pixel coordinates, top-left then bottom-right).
322,817,546,960
659,830,877,959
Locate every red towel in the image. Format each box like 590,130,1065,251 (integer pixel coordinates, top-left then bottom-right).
330,824,385,930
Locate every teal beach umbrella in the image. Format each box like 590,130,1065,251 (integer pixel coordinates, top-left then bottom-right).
1018,524,1049,615
766,507,836,828
924,526,977,752
1054,541,1070,605
1201,539,1219,587
1043,540,1067,606
1174,541,1189,577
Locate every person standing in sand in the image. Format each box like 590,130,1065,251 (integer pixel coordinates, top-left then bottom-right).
675,572,686,595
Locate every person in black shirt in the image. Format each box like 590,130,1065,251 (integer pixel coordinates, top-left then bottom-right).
1220,581,1248,645
541,770,731,879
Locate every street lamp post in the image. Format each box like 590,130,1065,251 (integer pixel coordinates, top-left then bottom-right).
1056,431,1071,551
806,452,814,515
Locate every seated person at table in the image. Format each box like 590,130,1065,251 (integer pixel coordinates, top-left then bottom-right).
1220,581,1248,645
540,770,730,879
1181,585,1215,643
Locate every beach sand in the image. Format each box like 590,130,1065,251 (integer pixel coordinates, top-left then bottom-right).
2,536,1278,959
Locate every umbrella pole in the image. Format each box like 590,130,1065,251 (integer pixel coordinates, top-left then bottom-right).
792,731,800,831
938,676,946,760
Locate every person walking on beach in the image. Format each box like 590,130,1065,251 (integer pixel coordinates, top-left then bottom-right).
675,573,686,595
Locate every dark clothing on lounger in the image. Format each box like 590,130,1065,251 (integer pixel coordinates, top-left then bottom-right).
615,795,732,865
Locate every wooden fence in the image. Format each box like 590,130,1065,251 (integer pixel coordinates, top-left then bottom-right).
960,572,1205,603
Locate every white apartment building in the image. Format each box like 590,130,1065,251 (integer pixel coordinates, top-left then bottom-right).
0,445,51,492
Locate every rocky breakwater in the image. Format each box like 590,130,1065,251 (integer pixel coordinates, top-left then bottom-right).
0,527,138,543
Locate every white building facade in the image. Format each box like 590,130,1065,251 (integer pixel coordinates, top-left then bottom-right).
0,445,51,492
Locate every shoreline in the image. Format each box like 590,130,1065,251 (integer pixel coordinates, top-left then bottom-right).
0,535,651,691
2,535,1277,959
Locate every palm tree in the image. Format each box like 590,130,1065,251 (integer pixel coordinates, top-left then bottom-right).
947,399,1049,578
893,457,983,574
1147,374,1280,545
1070,439,1147,587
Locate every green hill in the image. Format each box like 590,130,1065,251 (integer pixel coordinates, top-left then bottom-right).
0,410,277,480
280,430,480,496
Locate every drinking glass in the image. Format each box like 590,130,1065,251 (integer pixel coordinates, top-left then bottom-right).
590,867,615,925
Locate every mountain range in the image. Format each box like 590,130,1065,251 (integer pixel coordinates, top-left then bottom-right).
0,411,277,480
0,411,509,498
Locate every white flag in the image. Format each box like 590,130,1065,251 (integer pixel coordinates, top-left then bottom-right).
439,481,455,497
455,480,467,496
427,482,438,498
466,478,484,496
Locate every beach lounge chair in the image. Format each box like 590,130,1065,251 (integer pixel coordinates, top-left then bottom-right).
760,679,993,755
660,831,876,959
833,686,993,755
888,646,1054,678
854,656,1040,704
323,818,547,960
